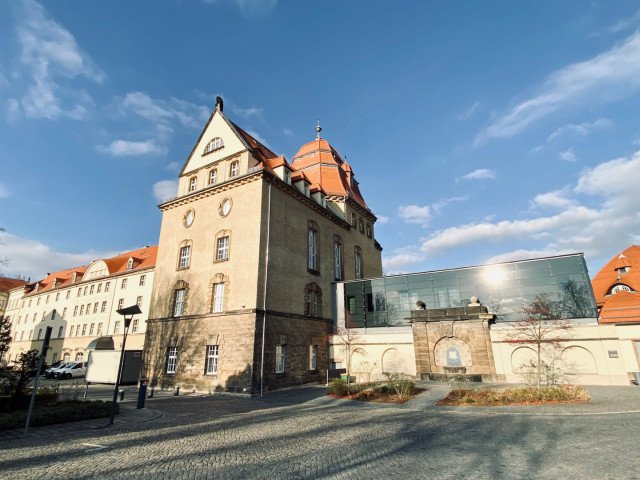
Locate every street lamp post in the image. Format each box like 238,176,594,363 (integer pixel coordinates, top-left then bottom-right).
109,304,141,426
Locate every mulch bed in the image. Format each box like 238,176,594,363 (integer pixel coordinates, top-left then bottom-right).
329,388,426,404
436,385,590,406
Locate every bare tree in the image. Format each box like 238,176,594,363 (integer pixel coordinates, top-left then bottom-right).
0,227,9,269
0,315,12,364
505,294,573,389
332,317,362,386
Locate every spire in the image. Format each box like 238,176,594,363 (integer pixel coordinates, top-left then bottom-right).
315,119,322,139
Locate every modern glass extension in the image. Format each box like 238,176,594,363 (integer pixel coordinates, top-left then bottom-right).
339,254,597,327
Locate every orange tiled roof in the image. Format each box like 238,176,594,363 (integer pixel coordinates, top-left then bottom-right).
24,246,157,297
291,138,370,211
592,245,640,306
229,121,278,163
0,277,28,292
599,291,640,324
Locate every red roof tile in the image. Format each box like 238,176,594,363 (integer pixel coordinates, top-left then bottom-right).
592,245,640,306
599,291,640,324
0,277,28,292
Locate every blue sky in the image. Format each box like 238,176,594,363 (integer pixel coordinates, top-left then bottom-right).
1,0,640,280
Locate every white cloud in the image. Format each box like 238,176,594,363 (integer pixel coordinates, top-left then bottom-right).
604,9,640,34
458,101,481,120
559,147,577,162
547,118,612,143
376,215,389,225
417,149,640,268
382,250,425,274
0,231,118,281
152,180,178,203
0,184,10,199
398,205,431,226
231,106,263,118
531,190,576,209
475,30,640,144
245,129,271,149
120,92,208,129
485,248,575,264
283,128,294,137
431,196,469,215
456,168,496,182
96,139,168,157
9,0,104,120
165,162,181,171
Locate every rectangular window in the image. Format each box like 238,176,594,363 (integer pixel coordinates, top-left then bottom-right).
57,326,63,338
74,306,78,316
307,290,318,317
275,345,286,373
46,295,49,304
101,301,107,312
55,292,60,301
93,302,99,314
308,229,318,271
334,242,343,280
118,298,124,309
114,321,121,334
179,246,191,269
77,288,81,297
139,275,146,286
37,328,42,340
20,331,24,341
86,303,91,314
97,323,103,336
62,307,67,318
309,345,318,370
70,326,75,337
97,283,102,293
84,286,88,295
166,346,178,374
105,282,111,292
209,169,217,185
205,345,219,374
137,296,143,307
212,283,224,312
89,323,95,335
174,289,185,317
121,278,128,289
37,297,41,305
216,236,229,261
131,319,139,333
90,285,95,294
355,251,362,279
189,177,197,191
230,161,239,177
80,305,84,315
66,290,70,299
51,309,57,320
81,324,87,336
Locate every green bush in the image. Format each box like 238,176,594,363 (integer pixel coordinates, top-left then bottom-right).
327,378,349,396
0,400,116,430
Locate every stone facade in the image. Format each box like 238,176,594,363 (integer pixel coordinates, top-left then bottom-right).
143,99,382,394
410,303,499,381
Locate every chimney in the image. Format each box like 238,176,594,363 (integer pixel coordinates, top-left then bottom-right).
215,96,224,112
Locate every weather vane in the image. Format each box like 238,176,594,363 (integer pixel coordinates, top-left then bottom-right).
315,119,322,139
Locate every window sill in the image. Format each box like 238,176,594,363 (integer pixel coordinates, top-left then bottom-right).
307,269,320,276
204,373,219,376
214,258,229,263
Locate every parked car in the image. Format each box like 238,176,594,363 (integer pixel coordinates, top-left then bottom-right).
54,362,88,380
44,361,68,379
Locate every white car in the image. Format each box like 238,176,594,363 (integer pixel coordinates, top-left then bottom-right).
54,362,88,380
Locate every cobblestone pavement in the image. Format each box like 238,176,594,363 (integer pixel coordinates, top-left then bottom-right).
1,384,640,479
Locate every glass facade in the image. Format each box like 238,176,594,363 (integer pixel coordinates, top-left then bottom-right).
342,254,597,327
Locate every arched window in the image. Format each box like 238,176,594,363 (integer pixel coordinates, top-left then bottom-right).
307,220,319,273
354,246,363,279
204,137,224,154
333,235,343,281
358,217,365,234
366,223,372,239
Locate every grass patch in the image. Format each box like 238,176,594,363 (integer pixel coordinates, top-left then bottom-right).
437,385,590,407
327,378,425,404
0,400,116,430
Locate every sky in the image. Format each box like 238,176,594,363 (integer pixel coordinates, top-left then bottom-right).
1,0,640,281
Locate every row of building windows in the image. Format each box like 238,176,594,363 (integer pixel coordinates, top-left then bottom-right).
15,316,143,343
178,236,229,270
165,343,318,375
188,161,240,193
14,275,147,311
307,223,363,280
350,212,373,239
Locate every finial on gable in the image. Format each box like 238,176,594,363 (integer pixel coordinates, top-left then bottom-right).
315,119,322,139
215,96,224,112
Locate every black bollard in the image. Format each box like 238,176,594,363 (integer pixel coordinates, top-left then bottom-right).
137,379,148,409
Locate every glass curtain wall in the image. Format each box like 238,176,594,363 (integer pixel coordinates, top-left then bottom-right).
343,254,596,327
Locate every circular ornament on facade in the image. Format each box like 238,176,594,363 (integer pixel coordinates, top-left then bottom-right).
183,209,195,228
219,198,232,217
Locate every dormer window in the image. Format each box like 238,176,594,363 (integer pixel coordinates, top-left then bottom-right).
52,279,58,288
189,177,197,192
35,283,40,292
611,284,632,295
204,137,224,155
72,273,77,282
283,170,290,184
209,169,218,185
127,258,134,270
230,161,239,178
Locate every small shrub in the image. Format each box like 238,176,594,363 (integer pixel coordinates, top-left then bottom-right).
0,400,115,430
327,378,349,396
437,385,590,406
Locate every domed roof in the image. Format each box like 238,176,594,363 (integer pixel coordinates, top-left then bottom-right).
592,245,640,306
292,137,370,211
